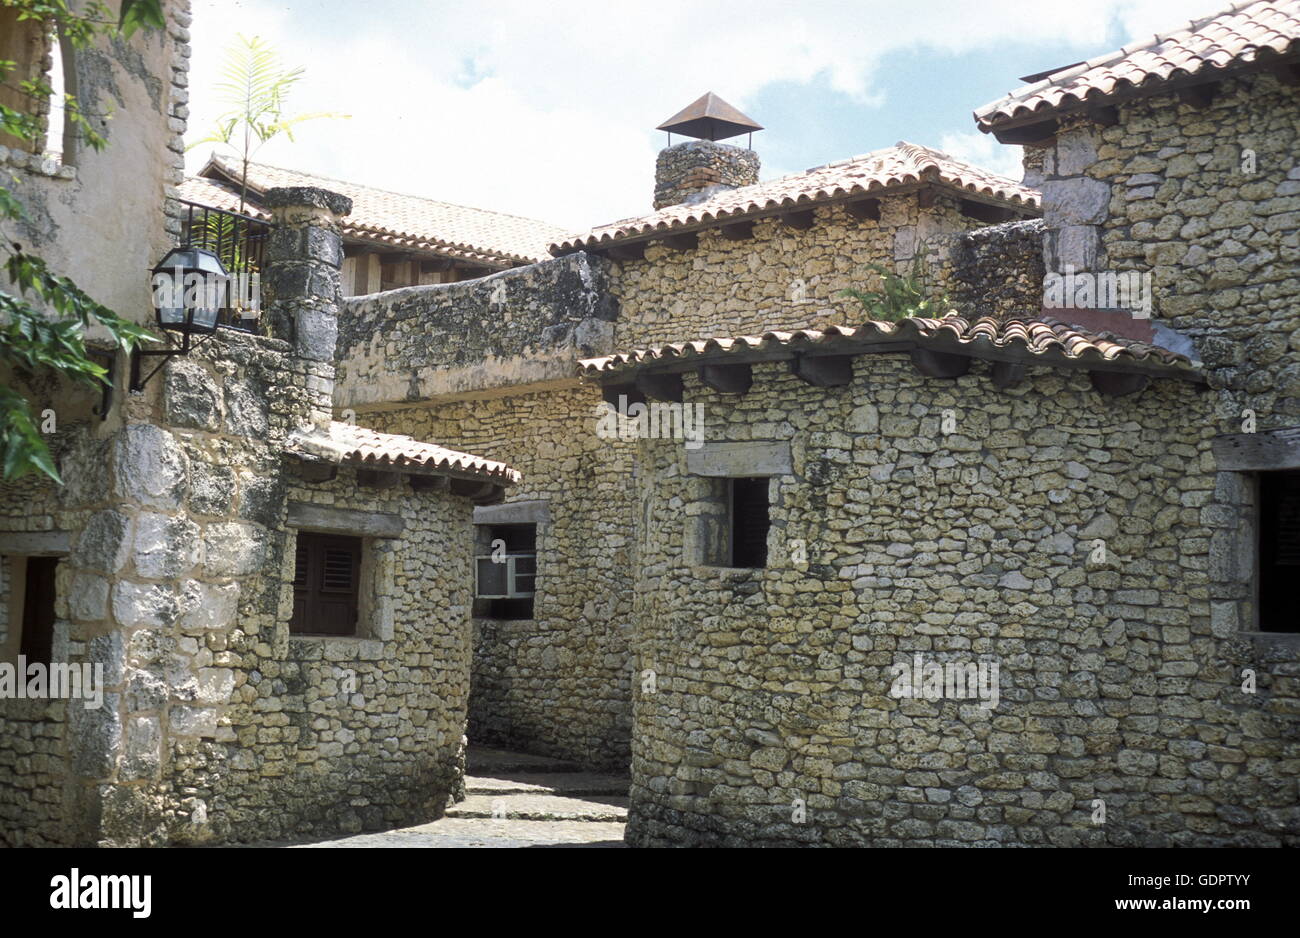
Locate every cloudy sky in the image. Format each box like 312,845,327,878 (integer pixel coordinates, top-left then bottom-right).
185,0,1209,233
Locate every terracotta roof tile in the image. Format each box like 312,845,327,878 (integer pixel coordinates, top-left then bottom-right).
180,157,569,267
579,316,1200,380
975,0,1300,129
552,142,1040,253
286,421,521,484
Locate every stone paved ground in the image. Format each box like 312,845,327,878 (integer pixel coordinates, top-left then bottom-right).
269,746,629,848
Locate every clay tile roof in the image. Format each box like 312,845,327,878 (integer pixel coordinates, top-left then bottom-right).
286,421,521,484
975,0,1300,130
180,156,569,267
551,142,1040,254
578,316,1200,380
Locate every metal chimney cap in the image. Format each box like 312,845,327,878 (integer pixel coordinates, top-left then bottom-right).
656,92,763,142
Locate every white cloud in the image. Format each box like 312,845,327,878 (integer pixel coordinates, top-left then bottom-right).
186,0,1210,232
938,130,1027,183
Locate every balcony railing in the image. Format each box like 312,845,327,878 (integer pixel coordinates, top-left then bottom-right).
177,199,271,330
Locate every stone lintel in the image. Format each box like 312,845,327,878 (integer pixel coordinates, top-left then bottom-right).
287,501,403,538
687,441,792,478
473,499,551,526
0,530,70,556
1213,426,1300,471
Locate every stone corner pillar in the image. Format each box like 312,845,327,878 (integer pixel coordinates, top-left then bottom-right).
263,186,352,427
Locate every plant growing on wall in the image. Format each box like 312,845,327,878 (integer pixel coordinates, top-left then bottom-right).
0,0,164,482
189,34,348,213
840,246,956,323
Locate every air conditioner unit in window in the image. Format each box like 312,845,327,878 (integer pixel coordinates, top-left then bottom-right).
475,552,537,599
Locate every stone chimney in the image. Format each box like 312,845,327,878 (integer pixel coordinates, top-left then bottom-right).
655,141,760,209
654,92,762,209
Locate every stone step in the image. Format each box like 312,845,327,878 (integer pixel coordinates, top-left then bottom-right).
466,772,630,797
467,746,586,775
446,793,629,823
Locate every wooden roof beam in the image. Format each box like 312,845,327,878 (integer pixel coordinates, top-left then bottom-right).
844,198,881,221
698,362,753,395
1178,81,1219,108
789,354,853,388
911,348,970,378
1090,371,1149,397
636,371,684,403
608,243,646,261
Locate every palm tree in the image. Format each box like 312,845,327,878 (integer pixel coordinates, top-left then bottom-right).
189,34,347,213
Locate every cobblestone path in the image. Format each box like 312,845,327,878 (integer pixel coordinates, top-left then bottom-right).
281,746,628,848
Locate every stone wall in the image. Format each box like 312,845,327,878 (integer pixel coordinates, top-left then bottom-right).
625,355,1298,846
1037,71,1298,429
365,386,637,772
332,185,1043,777
654,140,761,209
607,191,1000,348
335,252,618,411
0,0,189,322
0,318,477,846
0,0,192,847
951,219,1045,320
1,159,490,844
334,251,636,773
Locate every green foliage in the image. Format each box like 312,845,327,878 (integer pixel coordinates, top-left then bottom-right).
840,247,956,323
0,0,163,483
117,0,166,37
189,34,348,211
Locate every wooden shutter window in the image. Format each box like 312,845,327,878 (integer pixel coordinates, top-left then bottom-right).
290,533,361,636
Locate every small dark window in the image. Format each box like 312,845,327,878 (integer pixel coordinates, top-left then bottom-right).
291,533,362,636
20,556,58,666
475,523,536,620
1258,471,1300,632
729,477,770,569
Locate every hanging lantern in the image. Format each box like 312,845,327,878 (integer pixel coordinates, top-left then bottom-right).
149,246,228,335
131,247,230,391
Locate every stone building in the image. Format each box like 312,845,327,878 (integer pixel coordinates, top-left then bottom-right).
2,0,1297,849
575,0,1298,846
0,1,519,846
332,134,1043,775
